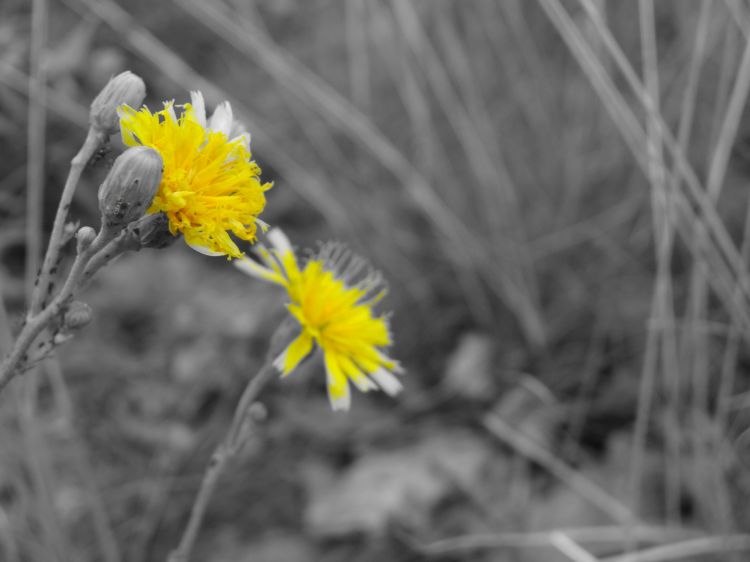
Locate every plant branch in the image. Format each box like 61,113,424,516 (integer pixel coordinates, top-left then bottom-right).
30,127,105,316
0,228,109,391
167,362,276,562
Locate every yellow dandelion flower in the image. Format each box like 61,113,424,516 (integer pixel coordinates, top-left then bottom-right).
234,230,403,411
117,91,271,258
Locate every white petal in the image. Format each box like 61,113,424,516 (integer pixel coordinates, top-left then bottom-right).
187,241,224,257
272,350,287,373
329,383,352,411
369,368,403,396
230,119,251,147
377,351,405,375
256,218,270,233
326,355,352,411
267,228,293,256
190,90,207,127
233,257,284,285
165,101,177,122
350,375,378,393
230,133,251,152
209,101,233,136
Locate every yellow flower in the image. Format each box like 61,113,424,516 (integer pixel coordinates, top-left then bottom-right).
118,91,271,258
235,230,403,411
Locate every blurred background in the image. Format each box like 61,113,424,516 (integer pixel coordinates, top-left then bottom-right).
2,0,750,560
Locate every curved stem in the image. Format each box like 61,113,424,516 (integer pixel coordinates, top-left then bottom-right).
167,362,275,562
30,127,105,316
0,230,108,391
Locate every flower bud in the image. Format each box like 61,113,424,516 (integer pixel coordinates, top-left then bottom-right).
76,226,97,253
98,146,162,230
63,301,92,330
90,71,146,135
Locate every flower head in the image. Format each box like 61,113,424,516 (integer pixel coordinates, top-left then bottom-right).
235,230,403,411
118,91,271,258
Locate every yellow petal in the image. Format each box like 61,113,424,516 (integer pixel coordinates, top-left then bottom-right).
338,354,377,392
273,331,314,376
324,353,351,411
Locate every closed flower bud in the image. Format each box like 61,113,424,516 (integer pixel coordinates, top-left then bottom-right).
64,301,92,330
90,71,146,135
99,146,162,230
76,226,97,253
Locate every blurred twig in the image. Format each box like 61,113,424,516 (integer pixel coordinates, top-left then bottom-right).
0,278,12,358
548,0,750,328
632,0,681,527
600,534,750,562
21,2,73,560
25,0,47,302
0,61,88,127
167,362,275,562
45,358,122,562
550,532,600,562
483,414,636,525
415,525,699,557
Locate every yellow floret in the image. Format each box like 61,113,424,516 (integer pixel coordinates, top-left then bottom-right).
118,99,270,258
234,230,403,411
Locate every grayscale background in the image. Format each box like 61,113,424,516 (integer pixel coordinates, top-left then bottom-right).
1,1,750,561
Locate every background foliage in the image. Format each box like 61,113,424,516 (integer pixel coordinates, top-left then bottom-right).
2,1,750,561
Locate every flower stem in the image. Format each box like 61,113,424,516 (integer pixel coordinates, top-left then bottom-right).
30,127,105,316
167,362,276,562
0,229,109,391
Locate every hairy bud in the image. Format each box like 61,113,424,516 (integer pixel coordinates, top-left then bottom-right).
64,301,92,330
90,71,146,135
76,226,97,253
98,146,162,230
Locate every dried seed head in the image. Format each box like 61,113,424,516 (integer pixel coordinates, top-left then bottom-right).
90,71,146,135
75,226,97,253
64,301,92,330
98,146,162,230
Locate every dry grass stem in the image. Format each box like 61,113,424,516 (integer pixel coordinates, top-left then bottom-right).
484,414,636,525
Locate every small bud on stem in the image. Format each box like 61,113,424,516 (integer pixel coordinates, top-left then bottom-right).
90,71,146,135
75,226,97,253
63,301,92,330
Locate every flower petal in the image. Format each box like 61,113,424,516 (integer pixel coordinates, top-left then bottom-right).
325,353,351,411
338,355,377,392
267,228,293,256
209,101,233,136
164,101,178,122
265,229,300,282
233,257,285,285
190,90,207,127
369,367,403,396
187,241,225,257
273,331,314,376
